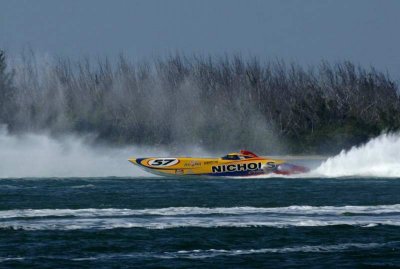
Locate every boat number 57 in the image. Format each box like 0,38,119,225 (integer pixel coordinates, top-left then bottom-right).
148,158,179,167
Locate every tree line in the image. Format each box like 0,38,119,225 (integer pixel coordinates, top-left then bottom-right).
0,49,399,153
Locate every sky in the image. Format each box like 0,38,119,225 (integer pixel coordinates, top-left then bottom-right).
1,0,400,78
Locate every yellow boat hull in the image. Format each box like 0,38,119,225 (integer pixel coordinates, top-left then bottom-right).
128,151,309,177
128,157,285,177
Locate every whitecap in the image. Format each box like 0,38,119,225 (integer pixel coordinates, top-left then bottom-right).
1,204,400,219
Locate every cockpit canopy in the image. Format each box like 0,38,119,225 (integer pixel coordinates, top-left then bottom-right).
221,151,257,160
221,153,242,160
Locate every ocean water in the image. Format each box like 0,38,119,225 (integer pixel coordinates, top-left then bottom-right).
1,177,400,268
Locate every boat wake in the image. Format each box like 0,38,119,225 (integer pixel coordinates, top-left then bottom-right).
2,204,400,218
232,133,400,179
313,133,400,178
1,204,400,230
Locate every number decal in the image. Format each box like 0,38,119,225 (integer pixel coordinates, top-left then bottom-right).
148,158,179,167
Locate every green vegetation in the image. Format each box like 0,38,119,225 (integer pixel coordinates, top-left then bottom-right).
0,50,399,153
0,50,15,125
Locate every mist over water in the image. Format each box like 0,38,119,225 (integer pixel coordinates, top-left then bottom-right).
0,126,164,178
0,125,219,178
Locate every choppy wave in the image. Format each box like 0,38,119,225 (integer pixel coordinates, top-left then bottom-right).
0,242,397,262
1,205,400,230
2,216,400,230
2,204,400,219
159,242,393,259
0,257,25,263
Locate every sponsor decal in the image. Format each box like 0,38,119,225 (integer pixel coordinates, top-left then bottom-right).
204,161,218,165
212,162,262,173
175,169,184,175
184,160,202,167
190,160,201,167
148,158,179,167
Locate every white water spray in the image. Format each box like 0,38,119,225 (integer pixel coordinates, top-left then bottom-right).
314,133,400,177
1,123,400,178
0,126,174,178
0,125,212,178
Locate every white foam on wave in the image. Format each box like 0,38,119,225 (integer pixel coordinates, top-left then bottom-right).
313,133,400,178
2,204,400,219
1,207,400,230
70,184,96,189
1,242,395,262
0,257,25,263
160,242,388,259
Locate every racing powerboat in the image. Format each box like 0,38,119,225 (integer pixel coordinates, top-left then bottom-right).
128,150,309,177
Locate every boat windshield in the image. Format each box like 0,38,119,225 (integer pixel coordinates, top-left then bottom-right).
221,154,241,160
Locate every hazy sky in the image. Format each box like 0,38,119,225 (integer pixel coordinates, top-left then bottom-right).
1,0,399,78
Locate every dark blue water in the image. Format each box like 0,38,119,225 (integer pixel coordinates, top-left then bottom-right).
1,177,400,268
